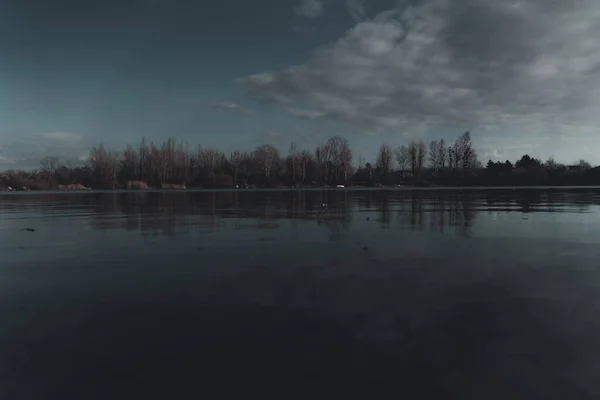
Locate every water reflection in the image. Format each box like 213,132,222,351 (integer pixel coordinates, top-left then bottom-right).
2,189,600,240
3,189,600,398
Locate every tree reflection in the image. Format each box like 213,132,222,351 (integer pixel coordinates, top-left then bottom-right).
83,190,477,238
2,189,599,239
391,191,476,238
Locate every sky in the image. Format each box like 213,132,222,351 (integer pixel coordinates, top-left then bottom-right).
2,0,600,169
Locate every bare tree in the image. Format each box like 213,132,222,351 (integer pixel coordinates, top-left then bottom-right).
448,146,455,170
120,145,138,182
376,143,393,180
577,159,592,171
437,139,447,169
341,146,352,183
40,156,59,175
138,137,150,183
452,141,460,169
408,141,418,176
230,150,246,186
89,144,118,189
325,136,351,183
450,131,477,173
407,140,426,177
149,142,165,184
253,144,280,184
299,149,312,184
198,147,218,184
174,142,191,184
429,140,439,174
416,141,427,177
289,142,298,185
545,156,559,171
394,145,410,180
458,132,477,170
40,156,59,187
315,144,331,184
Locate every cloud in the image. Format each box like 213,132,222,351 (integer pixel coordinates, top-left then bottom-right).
293,0,367,20
36,132,83,143
293,0,324,18
0,132,89,170
242,0,600,154
0,155,16,166
286,108,328,119
345,0,366,21
210,101,254,115
266,130,282,137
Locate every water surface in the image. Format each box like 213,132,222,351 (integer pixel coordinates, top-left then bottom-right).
1,189,600,399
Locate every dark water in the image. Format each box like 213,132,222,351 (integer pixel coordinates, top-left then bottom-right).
2,189,600,399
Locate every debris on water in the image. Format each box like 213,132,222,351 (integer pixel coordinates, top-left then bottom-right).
366,217,370,221
21,228,36,232
363,246,369,251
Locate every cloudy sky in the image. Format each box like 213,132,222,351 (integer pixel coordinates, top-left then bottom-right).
2,0,600,169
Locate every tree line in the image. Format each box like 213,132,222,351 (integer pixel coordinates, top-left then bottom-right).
0,131,598,190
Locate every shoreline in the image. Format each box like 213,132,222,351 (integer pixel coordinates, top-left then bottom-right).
3,185,600,193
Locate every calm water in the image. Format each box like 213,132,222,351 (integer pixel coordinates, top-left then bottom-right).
2,189,600,399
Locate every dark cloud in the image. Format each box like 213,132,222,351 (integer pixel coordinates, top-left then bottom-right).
243,0,600,160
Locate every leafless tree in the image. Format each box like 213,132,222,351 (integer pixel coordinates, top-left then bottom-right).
253,144,280,183
447,131,478,175
230,150,246,186
448,146,455,170
416,141,427,176
438,138,447,169
40,156,59,175
341,146,352,182
457,132,477,170
289,142,298,185
577,159,592,171
120,145,138,182
545,156,559,171
407,140,426,177
376,143,393,179
39,156,59,187
315,144,331,184
138,137,150,183
175,142,192,184
429,140,439,174
198,147,218,184
89,144,118,189
299,149,312,184
394,145,409,179
325,136,351,182
149,142,165,184
408,141,418,176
